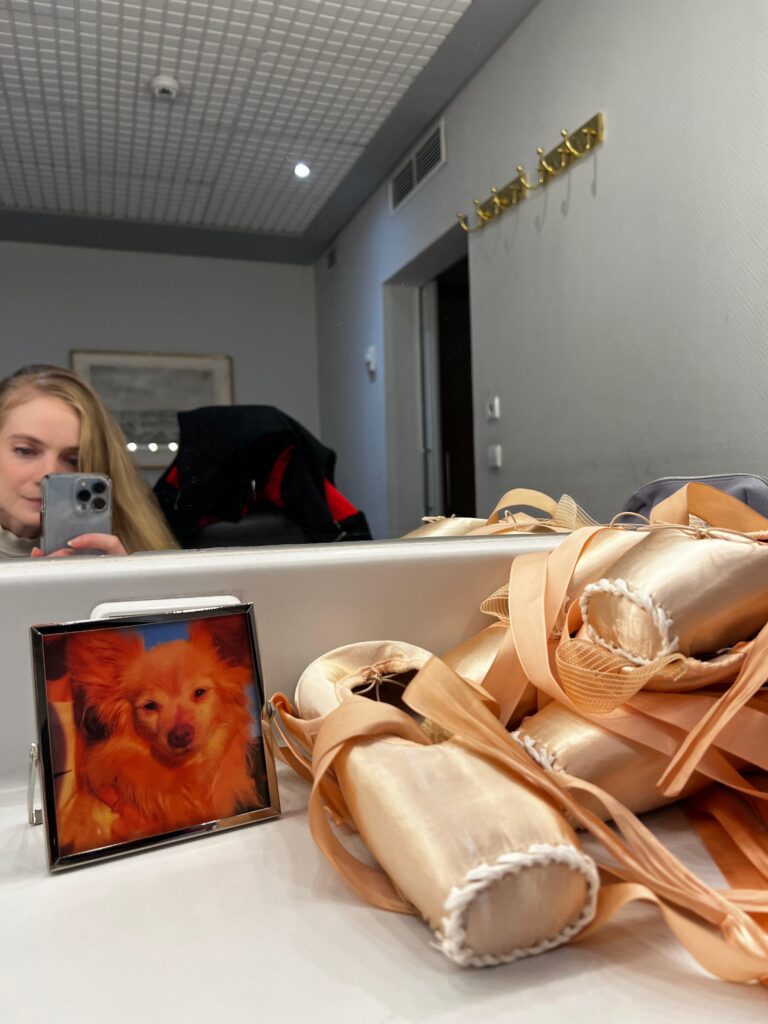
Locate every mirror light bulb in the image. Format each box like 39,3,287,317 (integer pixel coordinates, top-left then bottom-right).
148,442,159,452
126,442,137,452
294,162,311,178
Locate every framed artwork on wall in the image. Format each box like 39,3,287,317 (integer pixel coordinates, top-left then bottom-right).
71,350,233,468
30,603,280,871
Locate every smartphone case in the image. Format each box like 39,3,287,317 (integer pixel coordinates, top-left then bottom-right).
41,474,113,555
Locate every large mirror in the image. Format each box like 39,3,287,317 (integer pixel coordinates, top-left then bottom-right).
1,0,765,551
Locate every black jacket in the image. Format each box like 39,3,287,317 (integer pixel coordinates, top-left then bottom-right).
154,406,370,544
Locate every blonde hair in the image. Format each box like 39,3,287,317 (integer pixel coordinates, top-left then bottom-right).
0,365,179,553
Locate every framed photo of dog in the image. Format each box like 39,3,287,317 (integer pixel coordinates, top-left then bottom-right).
31,604,280,871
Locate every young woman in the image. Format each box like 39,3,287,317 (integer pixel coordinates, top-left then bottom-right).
0,364,178,557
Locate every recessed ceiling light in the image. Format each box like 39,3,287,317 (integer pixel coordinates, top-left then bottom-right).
294,162,311,179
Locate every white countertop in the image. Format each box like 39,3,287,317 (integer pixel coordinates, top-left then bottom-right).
1,766,765,1023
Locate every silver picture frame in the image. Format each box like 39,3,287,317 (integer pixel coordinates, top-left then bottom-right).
31,603,280,871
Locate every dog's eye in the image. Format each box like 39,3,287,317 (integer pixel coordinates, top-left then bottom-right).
142,700,159,712
193,688,207,699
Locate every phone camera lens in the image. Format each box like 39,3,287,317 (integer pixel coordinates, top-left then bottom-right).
92,497,107,511
77,488,91,502
91,480,106,494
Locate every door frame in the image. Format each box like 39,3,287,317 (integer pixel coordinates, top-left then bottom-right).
383,225,468,537
419,279,443,517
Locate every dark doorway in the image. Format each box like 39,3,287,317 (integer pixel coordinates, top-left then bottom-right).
435,257,475,517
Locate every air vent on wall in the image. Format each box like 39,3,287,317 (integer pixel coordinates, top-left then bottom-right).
391,163,415,209
390,121,445,211
414,126,443,180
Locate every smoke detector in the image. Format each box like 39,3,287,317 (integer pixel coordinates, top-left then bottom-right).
150,73,180,100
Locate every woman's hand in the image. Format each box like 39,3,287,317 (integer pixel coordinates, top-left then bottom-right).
31,533,128,557
68,533,128,556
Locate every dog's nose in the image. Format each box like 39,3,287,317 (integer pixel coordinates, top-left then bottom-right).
168,723,195,749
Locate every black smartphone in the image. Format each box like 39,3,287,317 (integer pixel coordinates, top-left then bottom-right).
40,473,113,555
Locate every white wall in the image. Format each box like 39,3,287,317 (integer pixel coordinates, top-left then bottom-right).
0,242,320,435
315,0,768,534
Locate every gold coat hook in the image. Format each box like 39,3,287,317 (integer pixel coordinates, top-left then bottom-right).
473,197,495,222
581,125,598,151
537,145,567,176
490,186,509,213
560,128,583,158
516,162,545,190
456,211,483,233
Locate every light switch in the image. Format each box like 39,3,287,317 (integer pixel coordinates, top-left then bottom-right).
486,395,501,421
364,346,377,379
487,444,503,469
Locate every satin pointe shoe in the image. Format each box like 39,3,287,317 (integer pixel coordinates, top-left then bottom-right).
274,644,768,981
489,485,768,808
580,527,768,666
560,517,768,801
515,701,710,819
289,640,599,967
401,488,596,538
294,640,432,718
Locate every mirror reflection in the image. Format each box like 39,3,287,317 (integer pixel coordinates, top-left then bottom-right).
1,0,764,556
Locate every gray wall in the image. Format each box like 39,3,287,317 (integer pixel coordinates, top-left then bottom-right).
315,0,768,533
0,242,320,434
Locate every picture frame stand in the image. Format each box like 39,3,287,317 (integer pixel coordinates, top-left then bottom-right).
27,743,43,826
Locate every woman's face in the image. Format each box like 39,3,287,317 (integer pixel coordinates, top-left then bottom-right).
0,393,80,538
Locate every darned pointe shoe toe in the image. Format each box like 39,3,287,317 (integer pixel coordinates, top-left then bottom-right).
337,735,598,966
581,529,768,664
439,845,597,966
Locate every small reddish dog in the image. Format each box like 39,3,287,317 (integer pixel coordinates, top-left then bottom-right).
59,617,261,854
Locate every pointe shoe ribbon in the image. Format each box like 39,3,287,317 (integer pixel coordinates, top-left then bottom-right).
480,484,768,803
289,654,768,980
402,488,597,538
402,658,768,983
274,642,599,966
271,636,768,979
650,480,768,534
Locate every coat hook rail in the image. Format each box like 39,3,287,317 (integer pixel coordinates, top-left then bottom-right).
457,112,604,233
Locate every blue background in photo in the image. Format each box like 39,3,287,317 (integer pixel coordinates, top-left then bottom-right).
139,621,190,649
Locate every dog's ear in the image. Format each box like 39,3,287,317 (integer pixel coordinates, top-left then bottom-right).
65,629,145,737
71,683,112,743
66,627,144,680
189,615,251,667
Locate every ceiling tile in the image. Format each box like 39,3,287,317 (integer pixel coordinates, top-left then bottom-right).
0,0,471,235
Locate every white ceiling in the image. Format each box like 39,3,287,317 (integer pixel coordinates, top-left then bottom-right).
0,0,472,237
